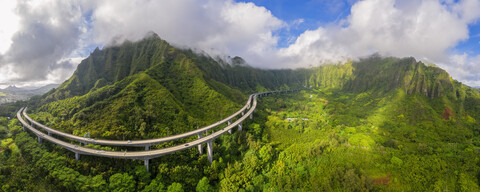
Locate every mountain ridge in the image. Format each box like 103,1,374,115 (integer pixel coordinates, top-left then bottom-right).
30,33,480,141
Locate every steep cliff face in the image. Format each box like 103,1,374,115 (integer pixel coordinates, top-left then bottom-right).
309,56,457,99
36,34,247,139
46,34,172,100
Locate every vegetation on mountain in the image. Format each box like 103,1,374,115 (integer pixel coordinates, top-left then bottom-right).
33,34,253,140
1,35,480,191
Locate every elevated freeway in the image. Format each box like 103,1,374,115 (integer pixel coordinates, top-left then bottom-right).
17,90,298,170
22,94,255,149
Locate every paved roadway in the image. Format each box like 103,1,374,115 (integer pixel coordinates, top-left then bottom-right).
18,92,271,159
17,90,298,169
22,94,255,147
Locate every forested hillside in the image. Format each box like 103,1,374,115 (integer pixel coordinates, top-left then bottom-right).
1,34,480,191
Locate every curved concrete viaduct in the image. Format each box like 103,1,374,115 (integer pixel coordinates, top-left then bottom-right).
17,90,298,170
22,94,255,149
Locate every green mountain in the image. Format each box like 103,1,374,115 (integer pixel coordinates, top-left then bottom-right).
26,33,480,144
2,34,480,191
29,33,310,140
35,34,249,140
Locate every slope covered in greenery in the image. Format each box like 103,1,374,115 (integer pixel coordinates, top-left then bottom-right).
32,34,253,140
219,86,480,191
1,34,480,191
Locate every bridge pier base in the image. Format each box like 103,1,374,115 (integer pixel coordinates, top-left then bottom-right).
23,125,26,132
227,120,232,134
238,122,242,131
249,113,253,119
207,140,213,163
37,137,42,143
144,159,149,171
145,145,150,151
242,111,245,116
75,153,80,161
197,133,203,155
48,132,52,136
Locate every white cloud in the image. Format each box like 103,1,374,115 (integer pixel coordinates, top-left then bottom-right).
0,0,90,87
0,0,479,87
282,0,471,65
292,18,305,26
90,0,284,68
0,1,20,55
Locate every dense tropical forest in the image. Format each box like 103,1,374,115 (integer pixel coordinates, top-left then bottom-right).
1,34,480,191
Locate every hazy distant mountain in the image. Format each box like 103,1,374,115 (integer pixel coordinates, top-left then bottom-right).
0,84,59,105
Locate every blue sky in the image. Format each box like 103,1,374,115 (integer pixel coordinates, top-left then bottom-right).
241,0,480,55
239,0,357,47
0,0,479,87
455,22,480,55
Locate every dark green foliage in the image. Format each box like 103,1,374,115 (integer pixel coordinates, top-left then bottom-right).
141,177,165,192
109,173,136,192
166,182,183,192
196,177,214,192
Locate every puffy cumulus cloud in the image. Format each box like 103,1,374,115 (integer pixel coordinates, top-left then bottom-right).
0,0,20,55
439,53,480,87
282,0,473,65
1,0,479,87
280,0,480,86
90,0,284,67
0,0,90,86
0,0,285,87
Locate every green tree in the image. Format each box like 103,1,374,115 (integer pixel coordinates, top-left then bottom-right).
135,165,151,190
167,182,184,192
196,177,214,192
142,177,165,192
109,173,136,192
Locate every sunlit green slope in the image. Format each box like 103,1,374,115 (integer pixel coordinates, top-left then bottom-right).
34,34,248,139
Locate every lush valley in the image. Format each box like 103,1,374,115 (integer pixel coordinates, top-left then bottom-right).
0,84,59,105
1,35,480,191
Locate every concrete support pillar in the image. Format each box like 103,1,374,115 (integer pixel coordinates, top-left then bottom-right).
145,145,150,151
197,133,203,155
249,113,253,119
227,120,232,134
238,122,242,131
144,159,149,171
207,140,213,163
241,111,245,116
23,125,26,132
75,153,80,161
48,132,52,136
37,136,42,143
